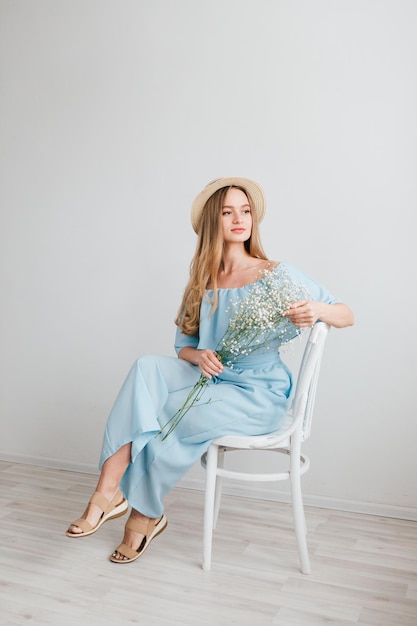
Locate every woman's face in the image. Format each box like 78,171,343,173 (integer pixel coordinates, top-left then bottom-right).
221,187,252,243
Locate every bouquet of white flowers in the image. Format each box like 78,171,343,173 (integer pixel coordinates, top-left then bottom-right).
158,267,309,440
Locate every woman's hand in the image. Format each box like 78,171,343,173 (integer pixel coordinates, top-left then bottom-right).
284,300,321,328
195,349,224,379
284,300,355,328
178,346,225,378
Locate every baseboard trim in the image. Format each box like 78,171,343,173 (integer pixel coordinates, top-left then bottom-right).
0,452,99,476
2,452,416,521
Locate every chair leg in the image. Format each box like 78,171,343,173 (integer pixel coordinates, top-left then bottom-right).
202,443,219,571
213,447,224,529
290,457,311,575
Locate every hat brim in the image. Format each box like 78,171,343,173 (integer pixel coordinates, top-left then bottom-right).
191,177,266,233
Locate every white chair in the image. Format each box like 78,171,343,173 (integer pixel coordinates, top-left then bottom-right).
201,321,331,574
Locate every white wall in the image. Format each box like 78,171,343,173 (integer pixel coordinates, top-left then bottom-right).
1,0,416,519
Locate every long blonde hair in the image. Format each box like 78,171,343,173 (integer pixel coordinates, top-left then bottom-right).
176,185,268,336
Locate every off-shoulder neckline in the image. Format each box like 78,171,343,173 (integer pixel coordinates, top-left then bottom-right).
207,261,283,293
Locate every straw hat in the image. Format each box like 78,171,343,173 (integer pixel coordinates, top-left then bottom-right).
190,177,266,233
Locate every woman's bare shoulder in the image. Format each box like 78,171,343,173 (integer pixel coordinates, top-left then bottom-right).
263,260,280,270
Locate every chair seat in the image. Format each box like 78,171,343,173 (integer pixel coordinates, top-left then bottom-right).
210,413,295,450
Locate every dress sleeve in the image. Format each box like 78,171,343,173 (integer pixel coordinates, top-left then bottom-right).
282,261,342,304
174,325,199,355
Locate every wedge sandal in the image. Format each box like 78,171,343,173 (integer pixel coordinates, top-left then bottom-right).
66,489,128,538
110,514,168,563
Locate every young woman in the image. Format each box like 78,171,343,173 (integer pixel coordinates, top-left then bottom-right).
66,176,354,563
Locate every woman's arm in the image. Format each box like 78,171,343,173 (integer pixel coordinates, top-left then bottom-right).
178,346,224,379
284,301,354,329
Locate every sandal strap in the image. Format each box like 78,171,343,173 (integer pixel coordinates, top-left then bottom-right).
70,517,93,532
125,516,149,535
90,489,123,515
109,489,124,510
113,542,139,560
125,515,163,536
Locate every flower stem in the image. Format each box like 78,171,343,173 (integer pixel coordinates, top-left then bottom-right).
158,375,209,440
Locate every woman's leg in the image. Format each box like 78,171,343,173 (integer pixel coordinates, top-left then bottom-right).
67,442,132,535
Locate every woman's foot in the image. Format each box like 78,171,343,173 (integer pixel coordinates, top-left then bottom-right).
110,510,167,563
66,488,128,538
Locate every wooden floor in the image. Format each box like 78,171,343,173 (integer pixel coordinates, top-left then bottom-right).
0,461,416,625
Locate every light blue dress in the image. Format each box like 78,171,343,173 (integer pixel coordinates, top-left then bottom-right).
99,262,340,517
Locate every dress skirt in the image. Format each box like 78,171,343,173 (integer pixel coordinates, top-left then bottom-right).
99,353,292,518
